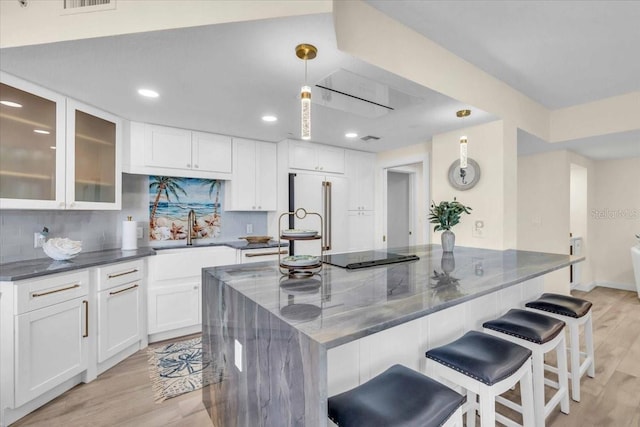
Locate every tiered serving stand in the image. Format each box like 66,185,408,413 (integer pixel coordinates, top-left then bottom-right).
278,208,324,277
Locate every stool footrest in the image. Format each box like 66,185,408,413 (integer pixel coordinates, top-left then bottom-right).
496,395,522,413
496,412,522,427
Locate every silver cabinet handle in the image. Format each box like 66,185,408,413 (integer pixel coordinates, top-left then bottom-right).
32,283,80,298
194,164,199,168
108,268,139,279
187,163,191,167
109,283,139,296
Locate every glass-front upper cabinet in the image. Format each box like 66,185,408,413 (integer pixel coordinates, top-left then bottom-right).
66,100,121,210
0,73,66,209
0,72,121,210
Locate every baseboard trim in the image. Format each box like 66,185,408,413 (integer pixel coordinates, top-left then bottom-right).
595,281,637,293
573,281,597,292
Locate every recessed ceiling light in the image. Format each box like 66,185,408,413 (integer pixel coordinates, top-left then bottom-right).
262,115,278,122
0,100,22,108
345,132,358,138
137,88,159,98
33,129,50,135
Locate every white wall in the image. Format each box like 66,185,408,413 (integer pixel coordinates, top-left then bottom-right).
431,120,517,250
517,150,571,293
592,157,640,287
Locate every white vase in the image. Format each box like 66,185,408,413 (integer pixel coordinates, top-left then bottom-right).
441,230,455,252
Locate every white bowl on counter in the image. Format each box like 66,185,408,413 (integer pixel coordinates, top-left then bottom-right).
43,238,82,261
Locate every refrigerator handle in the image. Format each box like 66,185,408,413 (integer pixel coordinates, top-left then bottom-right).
323,181,332,251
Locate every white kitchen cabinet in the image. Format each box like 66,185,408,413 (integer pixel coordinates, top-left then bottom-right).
2,270,90,413
346,150,375,211
0,73,121,210
289,140,345,174
124,122,232,180
348,210,375,252
15,297,88,407
147,246,236,342
225,138,277,211
66,99,122,210
95,260,144,366
148,282,200,335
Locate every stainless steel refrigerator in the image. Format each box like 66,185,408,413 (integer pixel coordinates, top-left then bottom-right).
288,172,348,256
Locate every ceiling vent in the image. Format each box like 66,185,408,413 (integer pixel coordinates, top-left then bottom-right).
360,135,381,142
62,0,115,14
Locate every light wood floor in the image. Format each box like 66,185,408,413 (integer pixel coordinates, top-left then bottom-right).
12,287,640,427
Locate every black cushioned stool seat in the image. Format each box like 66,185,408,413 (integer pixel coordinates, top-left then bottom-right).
525,292,595,402
525,293,592,318
483,309,571,422
328,364,465,427
425,330,532,386
483,308,565,344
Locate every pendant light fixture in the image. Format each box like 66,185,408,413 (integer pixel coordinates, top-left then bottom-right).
456,109,471,168
295,43,317,141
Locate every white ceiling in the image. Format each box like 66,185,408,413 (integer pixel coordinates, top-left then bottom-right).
366,0,640,109
0,13,495,153
1,4,638,159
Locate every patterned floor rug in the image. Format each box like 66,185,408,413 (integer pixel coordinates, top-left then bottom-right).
147,337,209,402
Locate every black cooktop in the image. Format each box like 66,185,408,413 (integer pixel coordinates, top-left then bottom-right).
322,250,419,269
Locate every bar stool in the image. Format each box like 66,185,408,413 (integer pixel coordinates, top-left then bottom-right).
426,331,535,427
525,293,595,402
327,364,465,427
483,309,570,426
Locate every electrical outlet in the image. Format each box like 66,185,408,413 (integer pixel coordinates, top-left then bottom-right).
472,220,485,238
234,339,243,371
246,224,253,234
136,226,143,239
34,232,46,248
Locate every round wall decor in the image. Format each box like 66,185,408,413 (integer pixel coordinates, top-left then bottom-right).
447,158,481,190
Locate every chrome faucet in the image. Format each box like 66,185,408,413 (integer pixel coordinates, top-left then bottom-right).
187,209,196,246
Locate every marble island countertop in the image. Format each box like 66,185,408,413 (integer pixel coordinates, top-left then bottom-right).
204,245,584,349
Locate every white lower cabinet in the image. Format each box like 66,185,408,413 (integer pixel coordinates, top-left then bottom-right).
0,259,149,427
95,260,145,371
148,282,200,334
348,210,375,252
15,296,88,407
147,246,236,342
97,282,142,363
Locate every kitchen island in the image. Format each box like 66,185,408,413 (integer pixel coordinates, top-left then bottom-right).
202,245,583,427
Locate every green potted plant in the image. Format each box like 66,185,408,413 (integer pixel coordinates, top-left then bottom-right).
429,198,472,252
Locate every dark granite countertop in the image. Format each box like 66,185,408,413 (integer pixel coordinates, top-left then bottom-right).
151,240,285,250
0,248,156,281
1,240,289,281
204,245,584,349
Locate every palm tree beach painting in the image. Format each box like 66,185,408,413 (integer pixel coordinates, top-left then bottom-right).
149,176,222,241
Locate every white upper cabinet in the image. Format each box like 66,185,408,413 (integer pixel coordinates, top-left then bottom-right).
124,122,232,180
0,72,121,210
192,131,233,174
225,138,277,211
346,150,376,211
289,140,345,174
66,100,122,210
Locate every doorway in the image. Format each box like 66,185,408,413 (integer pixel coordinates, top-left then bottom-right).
386,170,414,249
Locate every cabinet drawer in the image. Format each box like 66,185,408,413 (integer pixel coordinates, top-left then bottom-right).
16,270,89,314
96,260,144,291
149,246,236,281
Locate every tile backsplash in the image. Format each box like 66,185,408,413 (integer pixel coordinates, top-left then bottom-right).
0,174,267,264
